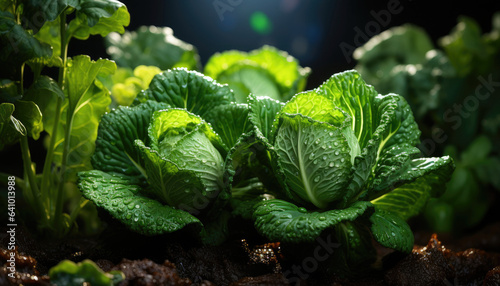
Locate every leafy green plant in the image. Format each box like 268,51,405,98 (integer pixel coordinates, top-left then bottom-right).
354,13,500,232
105,25,201,71
99,65,163,107
0,0,129,237
49,259,124,286
204,45,311,103
77,68,250,244
232,70,454,269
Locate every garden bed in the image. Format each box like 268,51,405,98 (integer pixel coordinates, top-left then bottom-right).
1,221,500,285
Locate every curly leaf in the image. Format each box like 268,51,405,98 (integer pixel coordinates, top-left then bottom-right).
68,0,130,40
106,26,200,70
134,68,234,118
248,94,284,141
253,199,372,243
204,103,251,148
204,45,310,101
92,100,170,179
78,170,202,235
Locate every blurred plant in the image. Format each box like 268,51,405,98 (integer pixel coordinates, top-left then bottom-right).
105,25,201,71
49,259,124,286
0,0,130,237
354,13,500,233
99,65,162,107
204,45,311,103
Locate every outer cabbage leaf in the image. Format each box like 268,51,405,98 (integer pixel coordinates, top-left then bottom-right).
203,103,251,148
67,0,130,40
78,170,201,235
248,94,284,141
273,114,353,209
369,210,413,253
204,45,310,102
253,199,372,243
105,26,200,70
134,68,234,118
371,155,454,220
91,100,170,179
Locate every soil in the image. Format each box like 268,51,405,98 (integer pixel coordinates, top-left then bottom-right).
1,221,500,285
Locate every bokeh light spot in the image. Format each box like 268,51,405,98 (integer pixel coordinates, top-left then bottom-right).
250,11,272,35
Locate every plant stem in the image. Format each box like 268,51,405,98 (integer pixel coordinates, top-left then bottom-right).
19,63,24,94
52,12,72,236
20,136,46,223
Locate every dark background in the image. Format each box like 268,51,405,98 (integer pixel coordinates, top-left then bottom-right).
2,0,500,176
75,0,500,88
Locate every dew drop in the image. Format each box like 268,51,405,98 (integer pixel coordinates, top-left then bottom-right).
319,216,326,221
340,158,345,163
313,159,318,165
329,132,334,136
135,204,140,209
335,151,340,156
304,140,308,145
329,162,335,167
314,176,320,182
309,153,315,160
322,156,327,160
298,207,307,213
134,217,139,222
